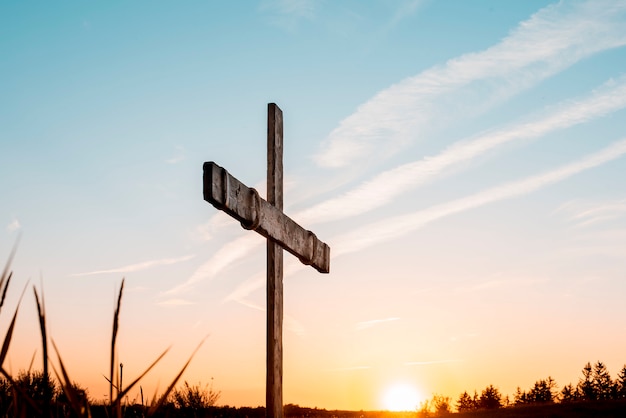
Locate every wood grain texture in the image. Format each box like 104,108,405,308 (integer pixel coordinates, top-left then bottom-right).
267,103,283,418
203,161,330,274
202,103,331,418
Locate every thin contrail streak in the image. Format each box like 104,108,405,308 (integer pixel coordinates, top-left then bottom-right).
334,138,626,256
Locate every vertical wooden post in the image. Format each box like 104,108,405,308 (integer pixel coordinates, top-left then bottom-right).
203,103,329,418
266,103,284,418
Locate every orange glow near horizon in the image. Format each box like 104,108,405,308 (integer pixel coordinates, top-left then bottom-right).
381,383,422,412
4,0,626,414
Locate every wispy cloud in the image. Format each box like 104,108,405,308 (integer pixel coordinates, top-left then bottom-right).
164,235,262,295
559,197,626,227
193,213,233,242
327,365,371,372
222,272,266,305
456,275,547,293
382,0,423,32
558,243,626,259
229,297,306,336
73,254,196,277
168,1,626,298
404,359,461,366
356,317,400,330
298,77,626,225
334,138,626,256
449,332,480,343
194,221,214,242
260,0,317,30
125,285,149,293
6,218,21,233
222,256,305,305
177,69,626,300
314,0,626,168
157,298,196,307
286,314,307,337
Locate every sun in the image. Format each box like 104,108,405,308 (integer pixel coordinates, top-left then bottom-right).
382,383,421,412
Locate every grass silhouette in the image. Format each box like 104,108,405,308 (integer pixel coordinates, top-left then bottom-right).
2,242,626,417
0,241,207,417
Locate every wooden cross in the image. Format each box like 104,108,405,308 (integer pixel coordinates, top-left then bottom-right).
203,103,330,418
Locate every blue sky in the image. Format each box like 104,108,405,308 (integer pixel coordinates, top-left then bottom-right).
2,0,626,411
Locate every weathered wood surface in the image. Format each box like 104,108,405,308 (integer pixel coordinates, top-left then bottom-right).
266,103,283,418
203,162,331,274
203,103,331,418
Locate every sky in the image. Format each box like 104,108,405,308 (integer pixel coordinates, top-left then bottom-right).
1,0,626,412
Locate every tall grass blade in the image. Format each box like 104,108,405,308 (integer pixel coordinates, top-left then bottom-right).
51,339,92,418
102,374,117,389
0,234,20,301
110,279,124,407
34,285,51,416
115,346,171,402
0,304,20,368
147,336,208,416
27,350,36,372
0,282,28,368
0,271,12,312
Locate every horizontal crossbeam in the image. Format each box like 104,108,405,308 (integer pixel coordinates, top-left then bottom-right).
203,161,330,274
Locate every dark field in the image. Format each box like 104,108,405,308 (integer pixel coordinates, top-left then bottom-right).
91,400,626,418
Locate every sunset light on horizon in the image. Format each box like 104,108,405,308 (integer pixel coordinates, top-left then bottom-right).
2,0,626,412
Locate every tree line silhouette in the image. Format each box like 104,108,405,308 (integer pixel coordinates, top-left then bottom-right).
419,360,626,415
2,361,626,417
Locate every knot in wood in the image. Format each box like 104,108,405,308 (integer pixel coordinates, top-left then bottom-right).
300,230,318,266
241,187,262,230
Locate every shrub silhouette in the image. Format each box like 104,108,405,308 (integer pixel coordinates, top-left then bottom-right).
170,380,221,411
0,243,208,418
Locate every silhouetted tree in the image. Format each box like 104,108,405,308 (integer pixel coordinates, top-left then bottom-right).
472,390,479,408
560,383,578,403
578,362,596,401
417,398,431,417
616,365,626,399
456,391,475,412
432,395,451,415
478,385,502,409
417,395,452,417
593,361,613,400
528,376,557,403
513,387,528,406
